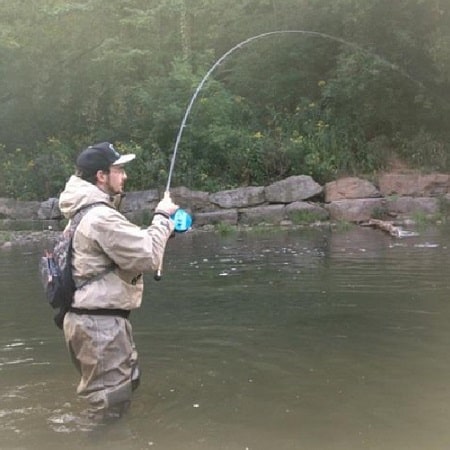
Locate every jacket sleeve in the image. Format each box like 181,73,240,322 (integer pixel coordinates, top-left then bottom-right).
91,208,174,273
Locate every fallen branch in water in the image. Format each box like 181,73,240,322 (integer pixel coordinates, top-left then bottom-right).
363,219,405,237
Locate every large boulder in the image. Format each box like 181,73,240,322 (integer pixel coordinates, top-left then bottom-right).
38,198,62,220
194,209,239,227
325,177,380,202
209,186,266,209
265,175,322,203
121,189,160,213
171,186,211,212
385,196,439,216
0,198,40,220
325,198,385,222
378,173,450,197
285,201,329,221
238,204,286,225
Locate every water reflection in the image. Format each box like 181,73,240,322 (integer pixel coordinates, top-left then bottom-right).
1,225,450,449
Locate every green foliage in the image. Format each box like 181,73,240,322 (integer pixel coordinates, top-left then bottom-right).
411,210,434,230
371,205,389,220
214,222,235,235
115,140,169,191
289,210,323,225
396,130,450,172
437,196,450,224
333,220,354,233
0,139,75,200
0,0,449,200
0,231,12,244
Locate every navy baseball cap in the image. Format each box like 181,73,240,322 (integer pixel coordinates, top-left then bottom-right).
76,142,136,173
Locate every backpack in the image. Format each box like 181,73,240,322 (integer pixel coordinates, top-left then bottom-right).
39,202,107,329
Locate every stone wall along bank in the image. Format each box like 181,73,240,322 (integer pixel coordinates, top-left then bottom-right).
1,172,449,231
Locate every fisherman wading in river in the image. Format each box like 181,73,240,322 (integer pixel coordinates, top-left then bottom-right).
58,142,178,421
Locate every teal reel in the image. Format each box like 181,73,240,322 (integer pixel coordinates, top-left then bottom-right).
171,208,192,232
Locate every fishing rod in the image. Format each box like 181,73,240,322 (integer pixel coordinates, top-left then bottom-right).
154,29,426,281
163,29,424,194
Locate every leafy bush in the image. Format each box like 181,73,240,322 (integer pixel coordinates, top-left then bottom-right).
397,130,450,172
0,139,75,200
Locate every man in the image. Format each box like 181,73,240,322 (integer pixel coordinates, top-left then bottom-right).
58,142,178,420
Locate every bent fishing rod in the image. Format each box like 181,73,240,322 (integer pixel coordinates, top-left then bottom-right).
154,30,426,281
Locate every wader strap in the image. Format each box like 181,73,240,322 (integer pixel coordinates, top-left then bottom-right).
68,307,130,319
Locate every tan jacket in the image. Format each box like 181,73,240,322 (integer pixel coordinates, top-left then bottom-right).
59,175,174,311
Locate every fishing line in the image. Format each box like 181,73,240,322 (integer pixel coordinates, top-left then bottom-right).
164,29,424,193
156,29,426,280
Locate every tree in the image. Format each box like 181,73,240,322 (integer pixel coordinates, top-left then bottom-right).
0,0,449,199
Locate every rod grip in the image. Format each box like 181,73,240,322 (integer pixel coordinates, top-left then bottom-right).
154,251,164,281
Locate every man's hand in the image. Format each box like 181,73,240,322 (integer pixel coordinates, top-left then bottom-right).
155,191,179,217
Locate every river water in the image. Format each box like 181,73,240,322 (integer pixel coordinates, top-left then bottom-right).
1,225,450,450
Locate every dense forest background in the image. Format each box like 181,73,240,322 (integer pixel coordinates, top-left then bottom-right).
0,0,449,200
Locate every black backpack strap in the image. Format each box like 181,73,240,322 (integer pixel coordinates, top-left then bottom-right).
62,202,110,242
71,201,110,227
71,202,116,290
53,202,113,330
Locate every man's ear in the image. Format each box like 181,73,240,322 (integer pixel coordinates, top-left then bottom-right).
96,169,108,184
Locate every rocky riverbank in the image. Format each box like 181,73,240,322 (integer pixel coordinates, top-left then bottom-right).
1,171,450,249
0,230,60,249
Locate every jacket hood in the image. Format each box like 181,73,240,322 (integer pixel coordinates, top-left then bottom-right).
59,175,112,219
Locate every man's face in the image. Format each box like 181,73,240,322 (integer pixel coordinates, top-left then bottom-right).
105,165,128,195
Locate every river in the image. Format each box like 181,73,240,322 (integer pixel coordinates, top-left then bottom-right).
1,224,450,450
